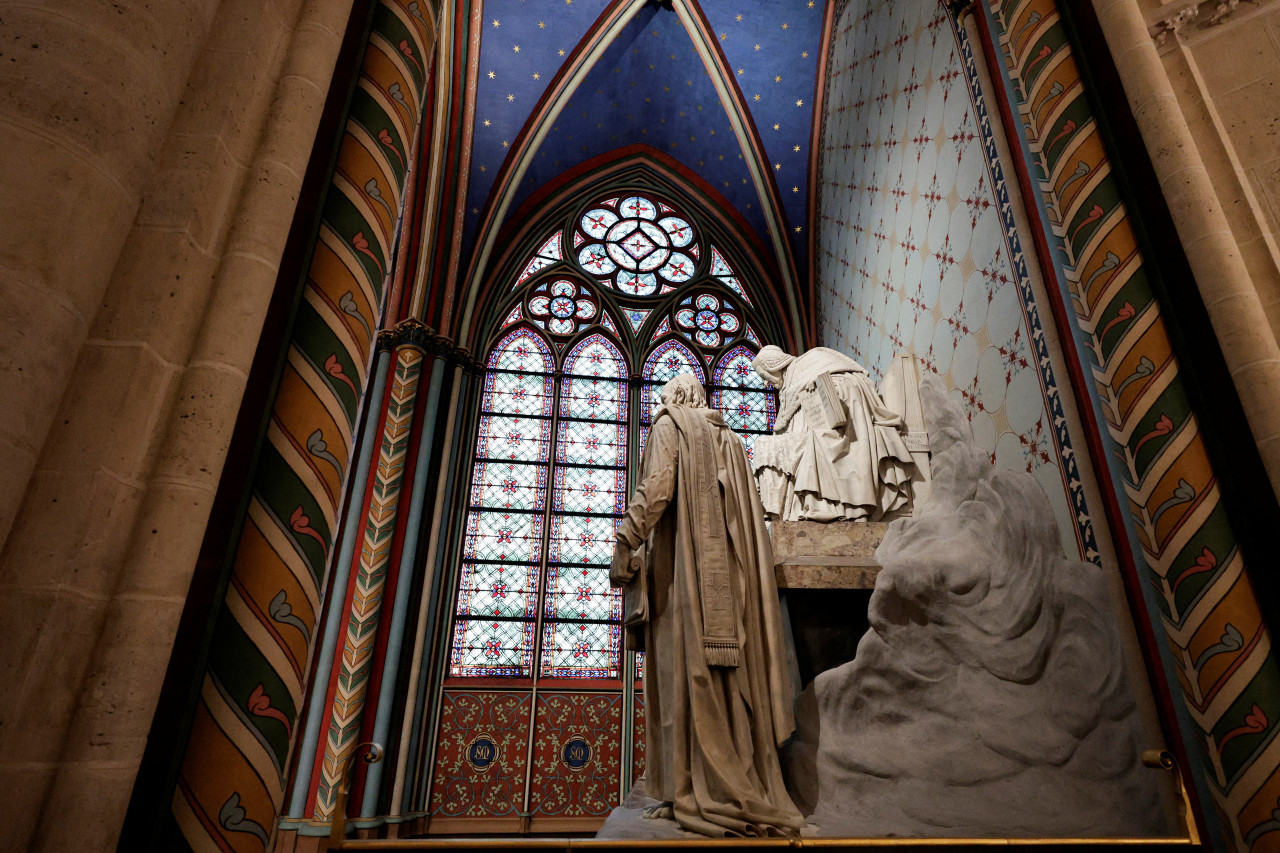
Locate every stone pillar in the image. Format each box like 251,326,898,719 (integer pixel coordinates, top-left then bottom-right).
1091,0,1280,503
0,0,362,849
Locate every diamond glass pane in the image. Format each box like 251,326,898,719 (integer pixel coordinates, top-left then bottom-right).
450,618,535,677
563,334,626,379
556,419,626,467
713,346,768,390
484,371,554,418
470,460,547,512
714,387,773,434
560,376,626,422
475,414,551,463
488,328,553,374
463,510,544,563
552,465,626,515
641,340,705,427
547,513,617,567
539,621,622,679
456,561,539,618
544,564,621,622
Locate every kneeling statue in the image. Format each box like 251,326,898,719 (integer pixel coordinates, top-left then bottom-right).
750,345,915,522
610,375,803,838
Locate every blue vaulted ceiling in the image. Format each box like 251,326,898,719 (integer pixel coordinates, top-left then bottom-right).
461,0,827,285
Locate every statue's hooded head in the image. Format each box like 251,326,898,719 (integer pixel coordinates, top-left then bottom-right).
752,345,795,389
660,374,707,409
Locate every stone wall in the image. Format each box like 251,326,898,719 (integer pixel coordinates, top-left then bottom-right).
0,0,356,847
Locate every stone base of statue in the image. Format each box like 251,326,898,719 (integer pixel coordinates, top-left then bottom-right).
772,520,888,689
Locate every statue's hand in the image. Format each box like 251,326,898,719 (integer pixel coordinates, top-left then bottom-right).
609,540,635,586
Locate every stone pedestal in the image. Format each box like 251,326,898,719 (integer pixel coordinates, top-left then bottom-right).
771,520,888,688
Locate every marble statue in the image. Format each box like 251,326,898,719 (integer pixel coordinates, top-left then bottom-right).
609,374,804,838
781,374,1172,838
750,345,916,522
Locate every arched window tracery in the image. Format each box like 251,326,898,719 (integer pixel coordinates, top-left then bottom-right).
430,188,786,831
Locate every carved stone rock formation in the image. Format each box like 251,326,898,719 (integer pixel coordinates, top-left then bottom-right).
787,374,1173,838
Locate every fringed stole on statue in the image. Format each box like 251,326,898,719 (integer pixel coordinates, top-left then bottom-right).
656,406,740,668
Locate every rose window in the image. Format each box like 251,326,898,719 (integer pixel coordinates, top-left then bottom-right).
574,194,700,296
526,280,599,335
674,293,742,348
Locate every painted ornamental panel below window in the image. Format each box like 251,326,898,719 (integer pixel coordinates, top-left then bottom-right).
430,190,780,833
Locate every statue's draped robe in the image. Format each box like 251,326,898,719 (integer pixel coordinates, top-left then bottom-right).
754,348,915,521
616,407,803,837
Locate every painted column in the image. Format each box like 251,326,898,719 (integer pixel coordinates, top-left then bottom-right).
167,2,437,850
976,1,1280,847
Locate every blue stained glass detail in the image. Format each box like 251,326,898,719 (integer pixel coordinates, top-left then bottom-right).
463,510,544,564
450,618,536,677
556,419,626,467
552,465,626,515
641,339,705,427
713,345,767,389
544,564,621,622
711,345,776,466
623,307,651,334
539,621,622,679
649,316,671,343
456,561,540,619
470,460,547,512
600,311,621,338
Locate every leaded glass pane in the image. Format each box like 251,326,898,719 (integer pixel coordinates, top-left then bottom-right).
470,460,546,512
552,465,626,515
488,328,553,374
563,334,626,379
463,510,544,563
539,621,622,679
560,376,626,421
643,339,705,388
484,371,554,418
544,564,621,622
547,513,617,567
475,414,551,463
456,561,539,619
714,387,773,434
714,345,768,389
556,419,626,467
450,618,535,677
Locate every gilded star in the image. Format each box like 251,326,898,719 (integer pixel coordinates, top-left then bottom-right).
737,67,744,75
802,51,809,58
483,119,491,126
472,208,479,214
775,75,782,82
507,93,515,101
513,45,520,53
796,99,804,106
793,145,801,151
735,13,743,21
480,164,487,172
808,1,815,6
774,163,780,169
532,71,540,79
491,18,499,27
792,186,799,192
502,140,509,148
720,32,727,40
754,93,760,101
754,43,761,51
538,20,545,28
773,123,780,130
781,22,789,30
795,226,802,232
487,70,495,79
558,48,566,56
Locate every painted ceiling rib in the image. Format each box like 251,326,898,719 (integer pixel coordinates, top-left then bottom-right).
407,1,456,322
671,0,805,345
458,0,648,338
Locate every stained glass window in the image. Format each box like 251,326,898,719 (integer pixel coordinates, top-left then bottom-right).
435,188,783,832
451,328,554,678
574,194,699,296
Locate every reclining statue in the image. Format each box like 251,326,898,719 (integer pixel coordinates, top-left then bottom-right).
750,345,915,522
